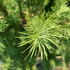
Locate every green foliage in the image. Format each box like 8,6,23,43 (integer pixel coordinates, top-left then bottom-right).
18,0,70,61
18,13,68,60
0,0,70,70
22,0,49,14
0,0,8,16
0,19,7,32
